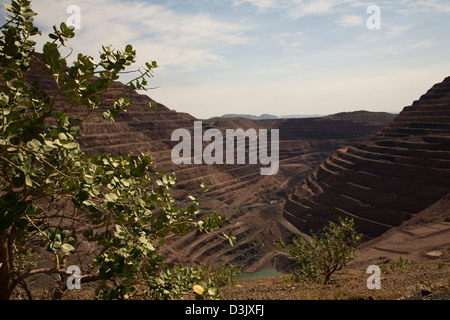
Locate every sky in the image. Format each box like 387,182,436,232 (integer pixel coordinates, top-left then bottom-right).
4,0,450,119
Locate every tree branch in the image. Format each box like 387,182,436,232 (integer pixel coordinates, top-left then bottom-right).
11,267,103,298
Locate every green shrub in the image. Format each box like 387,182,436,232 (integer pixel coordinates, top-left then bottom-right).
389,257,419,272
276,217,362,284
200,263,241,287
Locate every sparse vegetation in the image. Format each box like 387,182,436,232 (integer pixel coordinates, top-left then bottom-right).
389,257,420,272
219,257,450,300
276,217,362,285
186,263,241,300
376,256,421,275
199,263,241,288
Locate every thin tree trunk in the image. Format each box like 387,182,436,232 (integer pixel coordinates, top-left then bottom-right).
0,227,13,300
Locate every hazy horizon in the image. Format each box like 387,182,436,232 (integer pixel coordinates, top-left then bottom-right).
2,0,450,119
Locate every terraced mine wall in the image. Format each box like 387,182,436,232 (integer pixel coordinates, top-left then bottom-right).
160,117,390,270
284,77,450,239
22,54,399,271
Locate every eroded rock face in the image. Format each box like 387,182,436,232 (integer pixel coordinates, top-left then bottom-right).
284,77,450,239
22,53,423,272
78,108,388,270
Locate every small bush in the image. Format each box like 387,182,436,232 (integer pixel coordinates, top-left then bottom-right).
200,263,241,287
389,257,420,272
276,217,362,285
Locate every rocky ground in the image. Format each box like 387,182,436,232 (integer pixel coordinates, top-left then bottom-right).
218,200,450,301
219,254,450,300
19,243,447,300
55,251,449,300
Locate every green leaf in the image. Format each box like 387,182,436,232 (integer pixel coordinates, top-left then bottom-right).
3,3,12,12
25,174,32,187
105,192,119,202
61,243,75,253
58,132,68,142
62,229,72,240
43,140,58,151
102,111,111,119
125,45,133,53
0,93,9,106
52,241,62,250
62,142,78,149
48,227,57,237
26,139,41,151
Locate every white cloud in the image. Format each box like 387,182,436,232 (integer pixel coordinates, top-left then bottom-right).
20,0,450,121
273,32,303,53
385,24,413,38
400,0,450,12
31,0,249,71
287,0,346,19
232,0,450,25
233,0,360,19
411,38,435,49
336,14,364,27
232,0,283,13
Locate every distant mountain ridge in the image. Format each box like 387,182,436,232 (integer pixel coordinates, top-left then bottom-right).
208,113,322,121
324,110,398,125
208,110,397,124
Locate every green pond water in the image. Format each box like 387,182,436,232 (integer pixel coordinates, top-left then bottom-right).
237,268,283,280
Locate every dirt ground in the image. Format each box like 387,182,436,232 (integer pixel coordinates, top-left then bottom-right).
219,256,450,300
10,247,449,301
219,213,450,300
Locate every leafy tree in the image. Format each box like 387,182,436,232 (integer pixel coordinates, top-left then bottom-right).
276,217,362,285
0,0,233,300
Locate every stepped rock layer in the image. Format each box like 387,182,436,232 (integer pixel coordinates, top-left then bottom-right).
161,117,390,270
20,54,394,271
357,192,450,263
284,77,450,238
